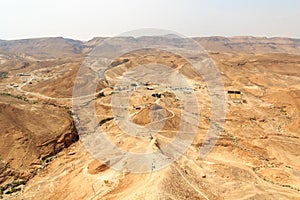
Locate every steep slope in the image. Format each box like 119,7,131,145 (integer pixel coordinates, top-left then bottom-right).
0,95,78,196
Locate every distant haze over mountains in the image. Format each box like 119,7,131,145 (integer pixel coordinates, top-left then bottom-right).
1,36,300,58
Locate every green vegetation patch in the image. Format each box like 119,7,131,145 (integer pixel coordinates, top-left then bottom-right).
0,72,8,79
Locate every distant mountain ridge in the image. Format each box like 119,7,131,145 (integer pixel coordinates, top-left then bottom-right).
1,36,300,58
194,36,300,54
0,37,83,58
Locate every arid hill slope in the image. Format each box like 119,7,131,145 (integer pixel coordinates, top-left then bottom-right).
0,95,78,196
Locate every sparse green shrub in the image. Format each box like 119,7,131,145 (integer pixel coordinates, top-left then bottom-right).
0,72,8,79
97,92,105,98
0,93,29,102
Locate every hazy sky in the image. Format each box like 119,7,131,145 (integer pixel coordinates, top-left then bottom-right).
1,0,300,41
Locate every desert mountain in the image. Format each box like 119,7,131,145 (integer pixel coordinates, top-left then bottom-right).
0,37,83,58
195,36,300,54
85,36,300,54
1,36,300,59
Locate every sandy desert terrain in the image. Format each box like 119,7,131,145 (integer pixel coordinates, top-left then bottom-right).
0,36,299,199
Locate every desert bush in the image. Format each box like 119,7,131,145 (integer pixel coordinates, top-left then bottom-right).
0,72,8,79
